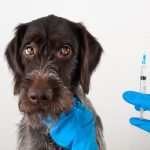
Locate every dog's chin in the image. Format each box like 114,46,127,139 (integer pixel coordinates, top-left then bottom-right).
18,95,73,126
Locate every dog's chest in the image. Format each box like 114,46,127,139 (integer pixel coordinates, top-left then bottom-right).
18,117,67,150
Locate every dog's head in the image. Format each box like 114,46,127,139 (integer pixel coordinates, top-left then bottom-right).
5,15,103,120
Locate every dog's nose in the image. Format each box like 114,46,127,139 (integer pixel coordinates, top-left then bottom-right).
28,88,53,103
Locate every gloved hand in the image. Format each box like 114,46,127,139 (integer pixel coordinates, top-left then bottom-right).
123,91,150,133
43,97,98,150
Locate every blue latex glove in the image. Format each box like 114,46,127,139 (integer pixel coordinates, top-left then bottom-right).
43,97,98,150
123,91,150,133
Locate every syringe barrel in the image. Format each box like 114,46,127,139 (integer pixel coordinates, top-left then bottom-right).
140,64,147,93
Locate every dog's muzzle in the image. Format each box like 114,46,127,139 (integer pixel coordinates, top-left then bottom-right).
18,68,73,120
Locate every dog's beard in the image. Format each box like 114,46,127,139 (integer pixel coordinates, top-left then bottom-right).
18,70,73,123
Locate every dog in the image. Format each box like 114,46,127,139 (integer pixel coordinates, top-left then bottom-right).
5,15,106,150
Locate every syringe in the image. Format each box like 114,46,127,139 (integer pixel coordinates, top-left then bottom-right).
140,54,147,119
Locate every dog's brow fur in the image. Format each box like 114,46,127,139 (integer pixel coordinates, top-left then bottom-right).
5,15,106,150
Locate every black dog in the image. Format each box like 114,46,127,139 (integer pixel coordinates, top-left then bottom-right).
5,15,106,150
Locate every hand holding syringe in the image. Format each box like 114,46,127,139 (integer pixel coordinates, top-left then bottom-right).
122,53,150,133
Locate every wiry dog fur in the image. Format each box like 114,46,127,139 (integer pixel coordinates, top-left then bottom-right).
5,15,106,150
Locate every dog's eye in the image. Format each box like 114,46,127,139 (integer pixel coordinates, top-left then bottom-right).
61,45,71,55
25,46,34,55
57,45,72,58
23,43,37,58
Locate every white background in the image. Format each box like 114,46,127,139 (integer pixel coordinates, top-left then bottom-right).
0,0,150,150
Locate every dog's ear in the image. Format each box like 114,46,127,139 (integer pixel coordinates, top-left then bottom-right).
5,24,28,94
78,23,103,94
5,24,27,75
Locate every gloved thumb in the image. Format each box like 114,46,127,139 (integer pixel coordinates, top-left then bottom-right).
129,117,150,133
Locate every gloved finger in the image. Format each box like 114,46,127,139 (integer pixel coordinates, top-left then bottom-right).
72,97,83,109
43,114,51,126
135,105,148,111
129,117,150,133
122,91,150,110
43,97,85,127
53,97,94,127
